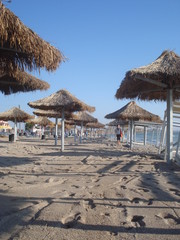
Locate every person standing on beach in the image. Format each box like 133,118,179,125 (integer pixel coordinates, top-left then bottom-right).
115,125,122,145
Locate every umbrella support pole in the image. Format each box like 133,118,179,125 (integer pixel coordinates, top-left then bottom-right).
55,117,58,146
166,89,173,163
130,120,133,149
80,122,83,143
144,126,147,145
14,119,17,142
61,110,64,152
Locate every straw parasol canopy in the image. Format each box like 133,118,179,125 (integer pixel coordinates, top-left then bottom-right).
105,101,162,122
28,89,95,113
115,50,180,101
0,68,50,95
115,50,180,161
0,107,33,122
107,119,128,127
73,111,98,124
86,121,105,129
33,109,74,120
27,117,54,127
0,2,65,73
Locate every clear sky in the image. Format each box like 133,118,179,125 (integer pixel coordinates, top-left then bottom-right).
1,0,180,124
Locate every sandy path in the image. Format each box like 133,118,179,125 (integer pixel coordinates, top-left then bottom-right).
0,136,180,240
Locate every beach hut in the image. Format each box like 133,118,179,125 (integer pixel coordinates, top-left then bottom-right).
33,109,75,146
73,111,98,143
105,101,161,148
28,89,95,151
0,68,49,95
115,50,180,163
0,107,33,141
0,2,65,73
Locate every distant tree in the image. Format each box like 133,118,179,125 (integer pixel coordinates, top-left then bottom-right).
25,122,34,132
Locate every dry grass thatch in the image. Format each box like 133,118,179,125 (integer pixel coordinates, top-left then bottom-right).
28,89,95,113
0,107,33,122
0,68,49,95
85,121,105,129
105,101,162,122
107,119,128,127
27,117,54,127
115,50,180,101
0,2,65,73
73,111,98,124
33,109,74,120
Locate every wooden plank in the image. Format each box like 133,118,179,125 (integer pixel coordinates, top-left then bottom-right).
135,74,167,88
120,87,164,99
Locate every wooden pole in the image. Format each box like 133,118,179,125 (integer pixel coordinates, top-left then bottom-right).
55,117,58,146
167,89,173,163
14,119,17,142
74,124,77,142
144,126,147,145
61,109,65,152
130,120,133,149
80,121,83,143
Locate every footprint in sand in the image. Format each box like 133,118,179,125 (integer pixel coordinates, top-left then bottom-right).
61,212,81,228
155,213,180,225
131,215,146,227
164,213,180,225
147,198,154,205
137,187,150,193
120,185,127,189
169,188,180,196
82,199,96,210
131,197,144,204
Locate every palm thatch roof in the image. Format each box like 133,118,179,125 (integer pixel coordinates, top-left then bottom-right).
33,109,74,120
0,2,65,73
73,111,98,124
115,50,180,101
27,117,54,127
107,119,128,126
0,107,33,122
0,68,49,95
105,101,162,122
85,121,105,129
28,89,95,113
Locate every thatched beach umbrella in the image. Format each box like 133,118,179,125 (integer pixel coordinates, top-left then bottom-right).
0,2,65,73
86,121,105,139
86,122,105,129
0,68,49,95
28,89,95,151
107,119,128,127
105,101,161,122
73,111,98,143
105,101,161,148
27,117,54,139
27,117,54,127
0,107,33,141
33,109,75,145
115,50,180,162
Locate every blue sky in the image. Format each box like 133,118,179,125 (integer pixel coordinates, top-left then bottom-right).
1,0,180,124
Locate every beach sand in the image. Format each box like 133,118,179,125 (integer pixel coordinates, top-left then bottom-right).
0,136,180,240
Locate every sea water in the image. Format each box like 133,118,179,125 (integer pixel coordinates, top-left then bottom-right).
107,129,180,146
